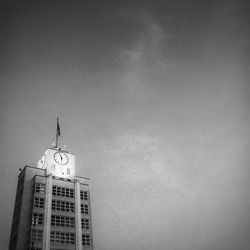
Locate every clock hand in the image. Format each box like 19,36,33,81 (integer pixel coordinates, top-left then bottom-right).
59,153,63,161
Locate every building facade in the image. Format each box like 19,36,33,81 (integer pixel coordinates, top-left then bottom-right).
9,147,93,250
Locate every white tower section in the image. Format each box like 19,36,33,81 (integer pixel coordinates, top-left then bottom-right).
37,148,75,178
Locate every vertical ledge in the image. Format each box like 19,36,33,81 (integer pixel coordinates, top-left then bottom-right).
42,173,52,250
75,179,83,250
88,190,94,250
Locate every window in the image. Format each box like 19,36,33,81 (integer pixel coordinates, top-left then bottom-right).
51,215,74,227
80,191,88,201
34,183,45,194
51,231,75,245
52,164,55,172
30,229,43,243
81,219,90,230
82,234,91,246
81,204,89,214
32,213,43,225
52,200,74,212
67,168,70,175
34,197,44,208
52,186,74,198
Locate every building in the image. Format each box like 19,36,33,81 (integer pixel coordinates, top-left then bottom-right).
9,145,94,250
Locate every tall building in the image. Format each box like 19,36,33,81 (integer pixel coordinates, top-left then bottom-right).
9,126,94,250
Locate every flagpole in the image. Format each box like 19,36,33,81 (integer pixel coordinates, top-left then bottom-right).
56,117,59,148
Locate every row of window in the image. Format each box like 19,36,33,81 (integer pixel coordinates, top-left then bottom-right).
33,198,89,214
32,213,90,230
51,231,75,245
51,215,74,228
34,183,89,201
52,186,74,198
52,187,89,201
52,200,75,212
30,229,91,247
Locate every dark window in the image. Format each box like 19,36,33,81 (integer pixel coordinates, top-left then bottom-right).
32,213,43,225
81,218,90,230
80,191,88,201
82,234,91,246
35,183,45,194
81,204,89,214
30,229,43,242
34,197,44,208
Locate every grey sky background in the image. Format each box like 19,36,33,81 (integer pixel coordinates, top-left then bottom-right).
0,1,250,249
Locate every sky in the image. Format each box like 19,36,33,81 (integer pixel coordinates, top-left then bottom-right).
0,1,250,249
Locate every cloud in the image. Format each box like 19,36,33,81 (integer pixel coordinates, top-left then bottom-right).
98,131,184,191
119,13,171,99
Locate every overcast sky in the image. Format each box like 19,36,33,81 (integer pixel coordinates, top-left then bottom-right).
0,1,250,250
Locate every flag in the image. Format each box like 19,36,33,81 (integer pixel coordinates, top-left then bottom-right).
57,118,61,137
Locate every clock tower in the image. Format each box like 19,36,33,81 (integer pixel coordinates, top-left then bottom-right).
37,118,76,178
37,148,75,178
9,119,94,250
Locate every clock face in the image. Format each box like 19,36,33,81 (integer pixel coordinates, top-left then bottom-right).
40,154,46,168
54,152,69,165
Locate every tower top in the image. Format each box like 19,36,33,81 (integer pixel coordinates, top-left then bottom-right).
37,147,75,179
37,118,75,179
